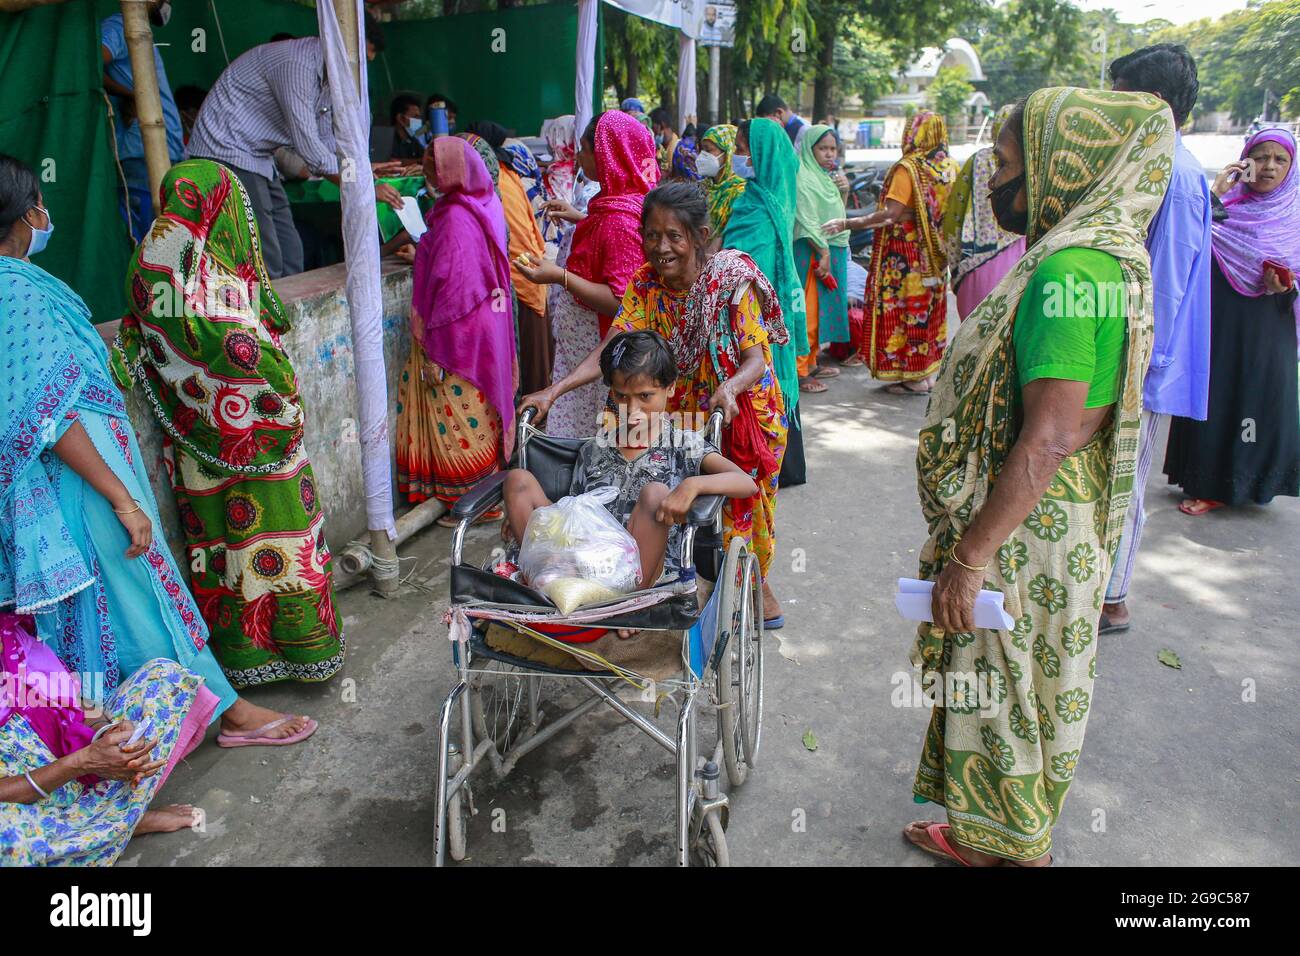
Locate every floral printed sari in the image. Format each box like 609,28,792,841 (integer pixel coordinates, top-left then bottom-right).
863,111,959,380
911,89,1174,860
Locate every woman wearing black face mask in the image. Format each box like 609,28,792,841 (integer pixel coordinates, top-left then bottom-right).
902,90,1176,867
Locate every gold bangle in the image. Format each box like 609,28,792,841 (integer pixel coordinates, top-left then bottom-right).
562,269,569,291
113,500,141,516
949,548,987,574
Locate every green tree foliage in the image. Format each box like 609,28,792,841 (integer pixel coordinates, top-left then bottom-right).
964,0,1087,108
1154,1,1300,121
928,64,974,121
831,22,901,116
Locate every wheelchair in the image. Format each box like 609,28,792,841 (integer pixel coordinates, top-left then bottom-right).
434,409,765,866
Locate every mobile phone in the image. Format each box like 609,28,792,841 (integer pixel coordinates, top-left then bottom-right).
1264,259,1294,288
1239,158,1257,183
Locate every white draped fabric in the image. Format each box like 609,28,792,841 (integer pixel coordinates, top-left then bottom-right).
676,34,697,134
574,0,599,157
317,0,396,538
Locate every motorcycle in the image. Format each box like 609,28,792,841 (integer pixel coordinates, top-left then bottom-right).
842,164,882,259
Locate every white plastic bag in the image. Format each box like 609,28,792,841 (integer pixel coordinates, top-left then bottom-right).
519,488,642,612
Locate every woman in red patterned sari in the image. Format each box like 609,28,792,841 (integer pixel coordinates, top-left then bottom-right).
825,112,959,395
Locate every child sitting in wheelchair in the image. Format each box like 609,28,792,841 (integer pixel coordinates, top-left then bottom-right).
504,330,757,593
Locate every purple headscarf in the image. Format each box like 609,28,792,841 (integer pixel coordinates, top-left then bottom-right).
1211,128,1300,331
413,137,517,458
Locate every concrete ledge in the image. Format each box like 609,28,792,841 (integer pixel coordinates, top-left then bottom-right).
97,258,414,561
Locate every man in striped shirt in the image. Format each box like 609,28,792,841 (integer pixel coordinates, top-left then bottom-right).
188,27,400,278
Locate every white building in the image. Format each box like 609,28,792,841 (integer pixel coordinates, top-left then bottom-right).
872,38,990,121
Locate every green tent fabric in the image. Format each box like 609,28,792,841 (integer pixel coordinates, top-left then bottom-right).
1,0,599,326
0,0,133,324
96,0,596,137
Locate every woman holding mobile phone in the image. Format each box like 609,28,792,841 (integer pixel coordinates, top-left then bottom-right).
1165,127,1300,513
1,612,219,865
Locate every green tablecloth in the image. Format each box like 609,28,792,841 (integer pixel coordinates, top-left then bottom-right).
283,175,430,243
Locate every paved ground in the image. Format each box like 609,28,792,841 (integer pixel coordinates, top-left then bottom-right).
125,365,1299,867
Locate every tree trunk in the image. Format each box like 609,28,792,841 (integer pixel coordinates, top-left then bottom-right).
626,48,639,103
812,18,836,123
762,9,790,94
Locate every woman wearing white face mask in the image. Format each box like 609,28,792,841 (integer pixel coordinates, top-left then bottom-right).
698,125,747,242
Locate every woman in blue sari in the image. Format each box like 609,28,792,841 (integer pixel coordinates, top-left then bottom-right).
0,155,315,749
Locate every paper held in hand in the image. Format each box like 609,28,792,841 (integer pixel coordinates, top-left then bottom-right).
894,577,1016,631
395,196,427,240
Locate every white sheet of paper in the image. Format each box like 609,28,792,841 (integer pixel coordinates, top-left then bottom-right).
395,196,426,240
895,577,1017,631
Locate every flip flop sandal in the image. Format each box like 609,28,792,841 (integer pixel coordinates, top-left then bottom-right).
217,715,318,749
904,822,972,866
811,366,841,379
798,379,829,393
1178,499,1225,516
1098,612,1130,635
763,615,785,630
884,383,930,397
839,356,866,368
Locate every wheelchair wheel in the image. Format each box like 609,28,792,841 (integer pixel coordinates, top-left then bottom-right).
447,785,471,862
716,537,761,789
690,806,730,867
470,657,535,756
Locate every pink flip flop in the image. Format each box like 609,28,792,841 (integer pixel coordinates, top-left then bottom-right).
217,715,318,749
906,822,972,866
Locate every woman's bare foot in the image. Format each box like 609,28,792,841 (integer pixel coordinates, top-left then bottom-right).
903,821,1051,866
135,804,198,835
219,698,311,740
761,580,781,621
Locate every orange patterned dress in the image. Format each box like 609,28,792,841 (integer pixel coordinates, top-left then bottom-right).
396,312,504,504
615,264,787,577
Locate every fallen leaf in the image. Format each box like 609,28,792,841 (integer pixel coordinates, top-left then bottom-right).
1157,648,1182,670
802,729,818,752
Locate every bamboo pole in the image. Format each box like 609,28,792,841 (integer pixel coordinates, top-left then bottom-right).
120,0,170,208
335,0,362,89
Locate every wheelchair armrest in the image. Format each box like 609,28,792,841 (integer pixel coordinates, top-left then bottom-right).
687,493,725,526
452,471,508,520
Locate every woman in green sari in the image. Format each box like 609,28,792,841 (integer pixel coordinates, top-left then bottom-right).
724,117,809,488
904,88,1174,865
114,160,344,691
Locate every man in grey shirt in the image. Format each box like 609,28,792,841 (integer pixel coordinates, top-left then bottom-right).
188,27,401,277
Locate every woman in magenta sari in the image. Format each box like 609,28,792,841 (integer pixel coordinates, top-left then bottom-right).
518,110,658,437
1,612,218,865
396,137,517,519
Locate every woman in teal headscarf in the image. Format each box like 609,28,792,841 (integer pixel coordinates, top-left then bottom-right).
723,118,809,486
793,124,851,391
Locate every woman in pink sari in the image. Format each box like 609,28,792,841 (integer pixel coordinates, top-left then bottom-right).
0,612,219,865
396,137,517,519
519,110,658,437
